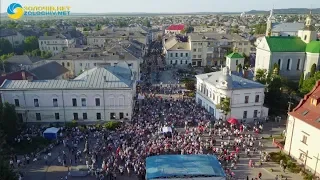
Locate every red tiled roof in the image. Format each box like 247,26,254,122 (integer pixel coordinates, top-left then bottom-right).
289,80,320,129
0,70,37,85
166,24,185,31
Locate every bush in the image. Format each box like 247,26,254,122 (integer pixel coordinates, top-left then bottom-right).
12,136,51,155
65,120,78,128
185,81,195,91
103,121,121,130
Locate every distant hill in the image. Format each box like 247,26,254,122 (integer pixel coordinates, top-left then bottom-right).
247,8,320,14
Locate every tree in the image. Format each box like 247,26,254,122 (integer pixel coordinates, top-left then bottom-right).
300,71,320,94
83,27,90,31
310,63,316,77
185,80,195,91
0,39,13,56
44,32,48,36
242,53,250,66
216,97,231,120
255,69,267,84
204,66,213,73
272,63,279,75
23,36,39,52
40,51,52,59
253,23,267,34
95,24,101,31
0,103,21,143
0,53,14,73
299,73,304,88
143,20,151,27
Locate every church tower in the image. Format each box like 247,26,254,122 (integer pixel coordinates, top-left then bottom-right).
298,11,317,43
266,9,275,36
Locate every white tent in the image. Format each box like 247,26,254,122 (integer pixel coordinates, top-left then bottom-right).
162,126,172,133
43,127,60,140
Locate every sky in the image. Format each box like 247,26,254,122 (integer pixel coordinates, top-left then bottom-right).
1,0,320,13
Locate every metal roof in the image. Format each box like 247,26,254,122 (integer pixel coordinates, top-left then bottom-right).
272,22,304,32
1,66,132,90
146,155,226,180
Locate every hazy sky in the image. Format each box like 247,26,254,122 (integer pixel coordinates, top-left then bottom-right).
1,0,320,13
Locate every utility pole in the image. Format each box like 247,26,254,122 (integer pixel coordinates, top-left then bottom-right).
314,153,320,176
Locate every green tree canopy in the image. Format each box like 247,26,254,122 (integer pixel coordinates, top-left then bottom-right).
143,20,151,27
95,24,101,31
252,23,267,34
216,97,231,119
185,80,195,91
300,71,320,94
23,36,39,52
255,69,268,84
0,103,22,143
310,63,316,77
0,39,13,56
299,73,304,88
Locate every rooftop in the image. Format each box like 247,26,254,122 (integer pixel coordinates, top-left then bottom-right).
166,24,185,31
265,36,306,52
146,155,225,180
289,80,320,129
29,61,69,80
189,32,247,42
271,22,304,32
196,69,265,90
0,70,36,86
227,52,244,59
306,41,320,54
6,55,42,65
0,63,133,90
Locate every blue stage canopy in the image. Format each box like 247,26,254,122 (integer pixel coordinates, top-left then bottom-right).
146,155,226,180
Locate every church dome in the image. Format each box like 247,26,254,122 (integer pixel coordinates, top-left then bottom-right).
306,41,320,54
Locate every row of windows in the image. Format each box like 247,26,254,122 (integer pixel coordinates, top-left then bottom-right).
170,60,189,65
243,110,258,118
34,112,126,121
41,46,60,51
277,59,301,71
15,98,102,107
170,53,188,58
193,55,202,58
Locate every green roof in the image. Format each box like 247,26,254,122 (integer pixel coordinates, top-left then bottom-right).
306,41,320,53
226,52,244,59
266,36,306,52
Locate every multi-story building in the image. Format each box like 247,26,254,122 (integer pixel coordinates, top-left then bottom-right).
255,13,320,80
163,35,191,66
195,66,268,122
0,64,136,122
188,33,251,67
0,29,25,48
38,34,76,56
284,80,320,176
48,46,141,80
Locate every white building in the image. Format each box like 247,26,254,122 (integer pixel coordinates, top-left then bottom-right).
38,34,76,56
163,36,192,66
0,63,136,123
255,13,320,80
48,46,141,79
164,24,185,35
195,67,268,122
284,80,320,176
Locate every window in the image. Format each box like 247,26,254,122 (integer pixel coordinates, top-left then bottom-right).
253,110,258,118
81,98,86,107
198,55,202,58
36,113,41,121
180,53,183,57
95,98,100,106
244,96,249,103
297,59,301,70
119,112,124,119
236,60,238,65
73,113,78,120
170,53,173,57
243,111,247,118
299,153,306,161
198,48,202,52
193,55,196,58
62,62,65,67
278,59,282,70
110,113,115,120
304,35,307,41
14,99,20,107
67,62,70,67
83,113,87,120
55,113,60,120
287,59,291,70
34,99,39,107
72,98,77,107
175,60,177,64
302,135,308,144
96,113,101,120
255,95,259,103
53,98,58,107
80,63,82,66
185,53,188,57
185,60,188,64
193,49,196,52
176,53,178,57
180,60,182,64
170,60,173,64
94,63,97,66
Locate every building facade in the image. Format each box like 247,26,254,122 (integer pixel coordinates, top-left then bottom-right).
284,80,320,176
0,65,136,123
195,67,268,122
164,24,185,35
38,35,76,56
163,36,192,66
188,33,250,67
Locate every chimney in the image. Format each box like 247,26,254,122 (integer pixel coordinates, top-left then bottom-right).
27,76,33,82
21,71,26,80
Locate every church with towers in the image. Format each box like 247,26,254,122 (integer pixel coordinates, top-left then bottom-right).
255,10,320,80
